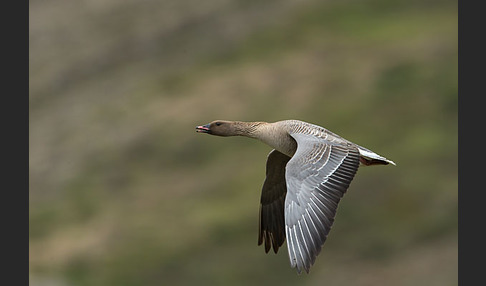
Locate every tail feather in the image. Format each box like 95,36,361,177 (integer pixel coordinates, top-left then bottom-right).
357,146,396,166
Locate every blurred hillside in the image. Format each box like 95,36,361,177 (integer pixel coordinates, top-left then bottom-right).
29,0,457,285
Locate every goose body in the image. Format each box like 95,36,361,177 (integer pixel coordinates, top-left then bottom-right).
196,119,395,273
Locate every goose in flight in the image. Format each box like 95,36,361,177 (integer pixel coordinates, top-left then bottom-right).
196,119,395,273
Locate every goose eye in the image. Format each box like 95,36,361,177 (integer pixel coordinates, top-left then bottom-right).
215,122,222,126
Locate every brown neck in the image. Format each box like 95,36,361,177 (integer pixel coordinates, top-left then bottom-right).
232,121,268,138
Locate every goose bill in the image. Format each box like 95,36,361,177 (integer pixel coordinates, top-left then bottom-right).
196,125,211,133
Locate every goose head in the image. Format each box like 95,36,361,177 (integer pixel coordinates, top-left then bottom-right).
196,120,239,137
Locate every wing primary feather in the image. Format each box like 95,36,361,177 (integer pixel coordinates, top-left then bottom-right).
305,207,324,246
286,226,297,268
293,226,306,273
297,220,311,267
301,213,318,265
308,196,332,230
310,192,336,225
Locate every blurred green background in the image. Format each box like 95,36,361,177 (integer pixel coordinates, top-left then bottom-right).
29,0,457,285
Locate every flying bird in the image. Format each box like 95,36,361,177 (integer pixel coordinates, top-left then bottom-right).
195,119,395,273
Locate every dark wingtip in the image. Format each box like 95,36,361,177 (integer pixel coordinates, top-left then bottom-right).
273,245,279,254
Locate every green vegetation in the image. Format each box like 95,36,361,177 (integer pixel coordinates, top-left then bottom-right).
30,0,457,285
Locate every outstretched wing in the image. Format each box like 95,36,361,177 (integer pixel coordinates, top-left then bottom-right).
284,133,360,273
258,149,291,253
